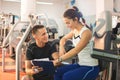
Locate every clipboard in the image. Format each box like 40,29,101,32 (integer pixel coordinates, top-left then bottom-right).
31,60,55,75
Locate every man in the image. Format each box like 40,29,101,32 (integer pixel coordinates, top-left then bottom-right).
24,25,59,80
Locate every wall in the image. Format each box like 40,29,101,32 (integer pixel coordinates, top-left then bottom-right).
75,0,96,26
1,1,21,15
0,0,67,36
75,0,96,16
114,0,120,12
0,0,2,11
1,0,116,36
36,1,65,36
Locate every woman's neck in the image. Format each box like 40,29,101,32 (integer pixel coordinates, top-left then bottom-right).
75,23,83,32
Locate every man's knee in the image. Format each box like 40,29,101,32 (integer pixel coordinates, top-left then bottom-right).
21,75,34,80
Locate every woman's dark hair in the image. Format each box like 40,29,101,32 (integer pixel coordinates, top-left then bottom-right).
64,6,91,30
31,25,45,34
63,6,83,21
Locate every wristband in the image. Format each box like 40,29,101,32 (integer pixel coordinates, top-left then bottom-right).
58,57,63,62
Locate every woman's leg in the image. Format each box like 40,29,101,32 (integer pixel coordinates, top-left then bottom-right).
54,64,80,80
62,66,99,80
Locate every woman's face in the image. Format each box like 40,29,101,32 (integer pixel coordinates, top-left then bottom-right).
63,17,77,30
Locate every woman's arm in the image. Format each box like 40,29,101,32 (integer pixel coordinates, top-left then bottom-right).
61,29,92,61
59,31,74,56
52,52,59,60
53,29,92,66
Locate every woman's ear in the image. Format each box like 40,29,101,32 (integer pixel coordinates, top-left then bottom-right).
74,17,78,21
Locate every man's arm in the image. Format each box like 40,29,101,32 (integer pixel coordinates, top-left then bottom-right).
25,60,35,75
25,60,43,75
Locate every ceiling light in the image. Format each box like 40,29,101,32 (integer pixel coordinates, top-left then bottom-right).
36,2,53,5
4,0,20,2
4,0,53,5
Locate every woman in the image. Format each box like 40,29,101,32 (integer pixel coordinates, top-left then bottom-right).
53,6,99,80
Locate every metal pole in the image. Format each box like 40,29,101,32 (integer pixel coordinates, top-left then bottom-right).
16,23,32,80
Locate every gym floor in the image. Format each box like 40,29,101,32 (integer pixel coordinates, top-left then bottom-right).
0,48,26,80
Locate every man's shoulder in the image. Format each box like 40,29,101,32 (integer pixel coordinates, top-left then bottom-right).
47,41,52,45
28,42,36,49
48,39,59,47
45,41,53,45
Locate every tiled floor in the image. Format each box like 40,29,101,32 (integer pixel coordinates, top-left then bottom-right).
0,52,26,80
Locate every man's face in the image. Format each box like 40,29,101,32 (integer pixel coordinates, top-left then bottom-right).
35,28,48,43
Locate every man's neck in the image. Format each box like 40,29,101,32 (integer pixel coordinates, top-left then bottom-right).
36,41,45,47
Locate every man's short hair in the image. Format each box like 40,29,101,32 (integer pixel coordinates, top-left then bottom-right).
31,25,45,34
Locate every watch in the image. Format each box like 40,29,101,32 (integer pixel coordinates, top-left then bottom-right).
58,57,63,62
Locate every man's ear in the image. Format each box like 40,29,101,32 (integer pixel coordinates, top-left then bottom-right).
32,34,36,39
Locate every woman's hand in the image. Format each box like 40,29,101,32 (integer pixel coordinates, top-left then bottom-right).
53,59,61,67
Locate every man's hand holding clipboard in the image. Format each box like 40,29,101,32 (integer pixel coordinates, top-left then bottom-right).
31,58,55,75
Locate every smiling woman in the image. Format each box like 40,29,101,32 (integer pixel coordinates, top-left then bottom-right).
53,6,99,80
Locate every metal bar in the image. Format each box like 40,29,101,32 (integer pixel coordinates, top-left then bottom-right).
93,50,120,60
1,20,29,72
2,21,29,46
2,48,5,72
16,21,33,80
